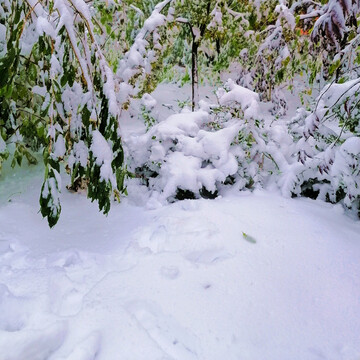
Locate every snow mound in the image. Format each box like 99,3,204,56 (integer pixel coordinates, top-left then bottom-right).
129,107,240,203
217,79,261,119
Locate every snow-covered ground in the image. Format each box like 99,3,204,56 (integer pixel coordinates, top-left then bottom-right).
0,159,360,360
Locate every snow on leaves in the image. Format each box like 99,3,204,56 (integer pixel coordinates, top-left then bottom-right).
0,0,127,226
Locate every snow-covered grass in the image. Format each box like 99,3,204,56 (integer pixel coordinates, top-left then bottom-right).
0,161,360,360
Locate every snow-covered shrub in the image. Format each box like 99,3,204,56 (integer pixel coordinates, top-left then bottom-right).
310,0,360,81
0,0,127,226
216,79,297,191
129,103,240,204
311,0,358,51
331,137,360,211
0,0,175,226
233,0,320,115
128,79,290,204
254,0,295,99
286,79,360,215
215,79,266,189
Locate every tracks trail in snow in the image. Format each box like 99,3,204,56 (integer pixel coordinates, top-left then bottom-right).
0,186,360,359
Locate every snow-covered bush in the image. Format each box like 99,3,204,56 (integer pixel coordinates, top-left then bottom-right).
309,0,360,81
331,137,360,211
286,78,360,215
0,0,127,226
128,79,290,204
311,0,358,51
216,79,299,192
129,103,240,204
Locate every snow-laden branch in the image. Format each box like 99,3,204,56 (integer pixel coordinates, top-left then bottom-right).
116,0,173,105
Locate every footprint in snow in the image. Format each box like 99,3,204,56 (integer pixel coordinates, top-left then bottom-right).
146,225,168,253
54,332,101,360
46,250,82,268
0,284,29,332
125,300,200,360
160,266,180,280
0,239,14,256
48,273,84,316
0,321,67,360
133,225,169,254
185,248,231,264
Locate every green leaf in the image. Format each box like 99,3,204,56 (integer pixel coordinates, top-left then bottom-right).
242,232,256,244
329,60,341,76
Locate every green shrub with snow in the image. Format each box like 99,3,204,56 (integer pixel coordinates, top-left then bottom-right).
286,78,360,216
0,0,128,226
0,0,174,226
128,79,290,204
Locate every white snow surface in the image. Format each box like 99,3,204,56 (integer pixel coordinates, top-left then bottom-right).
0,163,360,360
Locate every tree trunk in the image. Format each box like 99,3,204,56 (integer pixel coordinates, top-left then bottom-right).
191,41,199,112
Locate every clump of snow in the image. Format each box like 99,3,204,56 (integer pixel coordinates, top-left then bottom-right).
0,23,6,57
99,56,119,118
0,134,6,153
217,79,261,119
32,85,47,97
275,2,296,30
68,140,89,168
340,136,360,155
141,93,157,110
319,79,360,112
91,130,113,167
35,16,56,38
90,130,116,186
208,4,223,31
47,123,63,140
53,134,66,159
